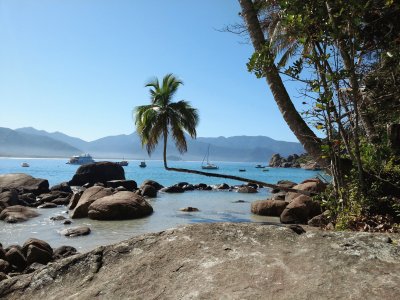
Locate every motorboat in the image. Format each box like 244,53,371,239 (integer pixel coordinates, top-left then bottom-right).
255,164,266,168
139,160,146,168
239,169,246,172
117,160,129,166
66,154,95,165
21,162,30,167
201,145,218,170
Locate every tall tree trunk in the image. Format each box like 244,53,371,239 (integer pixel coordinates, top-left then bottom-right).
238,0,326,166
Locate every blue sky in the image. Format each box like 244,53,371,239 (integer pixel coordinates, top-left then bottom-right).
0,0,305,142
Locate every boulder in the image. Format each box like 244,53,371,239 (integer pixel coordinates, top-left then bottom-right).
70,186,113,219
50,182,72,193
60,226,91,237
68,162,125,186
5,247,27,271
308,213,329,227
88,191,153,220
251,200,288,216
271,180,297,193
50,215,67,221
19,193,36,205
22,238,53,258
25,245,53,265
0,190,20,211
269,153,283,167
106,180,137,191
68,192,82,210
38,191,70,203
177,182,189,188
237,186,257,193
0,206,39,223
140,185,157,198
161,185,184,193
285,178,327,202
0,174,49,195
180,207,199,212
270,192,287,201
280,195,322,224
217,183,230,190
51,197,70,205
0,259,10,273
182,184,195,191
140,180,164,191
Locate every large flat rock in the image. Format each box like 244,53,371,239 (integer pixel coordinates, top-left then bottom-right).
0,174,49,195
0,223,399,299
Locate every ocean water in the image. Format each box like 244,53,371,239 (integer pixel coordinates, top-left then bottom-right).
0,158,322,252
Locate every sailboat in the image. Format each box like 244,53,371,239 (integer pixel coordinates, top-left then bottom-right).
201,145,219,170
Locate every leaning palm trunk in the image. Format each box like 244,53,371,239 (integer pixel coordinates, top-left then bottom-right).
238,0,326,166
162,138,313,196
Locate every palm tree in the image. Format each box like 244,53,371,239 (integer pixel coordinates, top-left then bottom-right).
238,0,327,166
134,73,312,195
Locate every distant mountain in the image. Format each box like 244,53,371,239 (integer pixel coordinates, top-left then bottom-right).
8,127,305,162
0,127,81,157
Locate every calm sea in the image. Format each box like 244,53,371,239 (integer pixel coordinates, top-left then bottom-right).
0,158,322,252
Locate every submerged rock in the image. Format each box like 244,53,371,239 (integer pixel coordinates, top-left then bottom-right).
0,206,39,223
60,226,91,237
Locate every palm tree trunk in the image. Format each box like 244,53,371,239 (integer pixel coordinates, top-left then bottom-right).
165,166,314,196
163,129,168,169
238,0,326,166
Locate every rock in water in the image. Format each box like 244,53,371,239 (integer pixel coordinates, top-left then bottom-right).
0,206,39,223
68,162,125,186
1,223,399,299
0,174,49,195
60,226,91,237
88,191,153,220
70,186,113,219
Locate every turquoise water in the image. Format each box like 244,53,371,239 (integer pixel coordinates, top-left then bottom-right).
0,158,321,252
0,158,320,187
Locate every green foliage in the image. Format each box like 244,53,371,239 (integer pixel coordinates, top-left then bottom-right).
247,44,275,78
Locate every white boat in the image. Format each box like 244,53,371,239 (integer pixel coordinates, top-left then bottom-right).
66,154,95,165
21,162,30,167
139,160,146,168
201,145,218,170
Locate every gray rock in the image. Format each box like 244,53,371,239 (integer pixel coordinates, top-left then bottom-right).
160,185,184,193
1,223,399,299
60,226,91,237
280,195,322,224
0,190,20,211
180,207,199,212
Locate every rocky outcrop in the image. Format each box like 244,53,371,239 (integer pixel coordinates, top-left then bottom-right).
269,153,321,170
68,162,125,186
0,174,49,195
285,178,326,202
1,223,399,299
88,191,153,220
160,185,184,193
237,186,257,193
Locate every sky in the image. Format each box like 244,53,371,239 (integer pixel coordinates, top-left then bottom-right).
0,0,306,142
